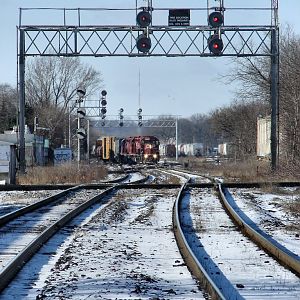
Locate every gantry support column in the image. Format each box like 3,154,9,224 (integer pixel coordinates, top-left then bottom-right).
270,28,279,170
19,29,26,173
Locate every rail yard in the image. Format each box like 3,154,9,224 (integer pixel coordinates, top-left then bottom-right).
0,1,299,299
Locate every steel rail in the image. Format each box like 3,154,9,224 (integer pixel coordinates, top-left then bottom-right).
117,183,181,189
101,173,130,183
169,168,300,188
0,173,145,228
168,168,216,182
0,174,130,191
0,185,116,293
172,178,227,300
169,167,300,276
0,185,82,227
0,173,151,293
217,184,300,277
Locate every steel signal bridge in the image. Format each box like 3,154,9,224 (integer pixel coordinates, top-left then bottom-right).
17,1,279,171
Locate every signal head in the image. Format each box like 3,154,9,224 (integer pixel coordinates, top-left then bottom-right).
101,108,107,114
101,90,107,96
208,34,223,55
136,34,151,53
208,11,224,27
136,11,152,27
76,87,86,98
101,99,107,106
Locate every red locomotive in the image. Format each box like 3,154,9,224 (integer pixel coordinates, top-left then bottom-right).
120,136,160,163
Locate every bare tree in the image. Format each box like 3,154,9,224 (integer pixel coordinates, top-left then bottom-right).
190,113,217,147
224,25,300,168
178,118,194,144
149,115,176,143
210,100,267,159
25,56,103,147
278,26,300,166
0,84,18,133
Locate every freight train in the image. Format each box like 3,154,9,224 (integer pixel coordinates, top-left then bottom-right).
95,135,160,164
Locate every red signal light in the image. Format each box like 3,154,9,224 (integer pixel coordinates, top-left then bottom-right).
208,11,224,27
136,11,151,27
136,34,151,53
208,34,223,55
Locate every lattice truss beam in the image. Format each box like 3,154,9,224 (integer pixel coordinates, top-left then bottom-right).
91,119,176,128
77,107,176,128
20,25,274,57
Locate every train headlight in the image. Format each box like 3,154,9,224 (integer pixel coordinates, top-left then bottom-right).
144,154,149,159
153,154,157,159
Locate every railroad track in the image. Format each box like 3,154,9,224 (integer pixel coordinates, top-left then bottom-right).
169,169,300,299
0,173,149,293
0,168,299,299
0,172,207,299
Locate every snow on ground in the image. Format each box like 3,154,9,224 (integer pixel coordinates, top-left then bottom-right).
229,187,300,256
0,189,108,272
1,188,206,299
123,172,145,183
156,169,187,184
148,170,182,184
165,169,212,184
184,188,300,299
104,173,123,181
0,190,59,217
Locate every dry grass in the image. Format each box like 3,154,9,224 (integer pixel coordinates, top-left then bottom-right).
284,199,300,230
178,157,300,183
183,156,300,216
177,156,300,228
17,163,108,185
165,174,182,184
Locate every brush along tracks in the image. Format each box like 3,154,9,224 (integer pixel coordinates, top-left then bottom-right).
171,169,300,299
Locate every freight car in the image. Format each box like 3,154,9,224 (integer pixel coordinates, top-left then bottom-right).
95,135,160,164
178,143,204,157
121,136,160,164
159,144,176,157
95,136,122,162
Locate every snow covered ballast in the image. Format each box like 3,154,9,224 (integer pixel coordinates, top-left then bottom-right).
217,184,300,277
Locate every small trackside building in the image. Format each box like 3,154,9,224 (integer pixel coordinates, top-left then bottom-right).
257,115,271,159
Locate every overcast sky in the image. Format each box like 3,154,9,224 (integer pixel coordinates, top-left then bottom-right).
0,1,298,118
